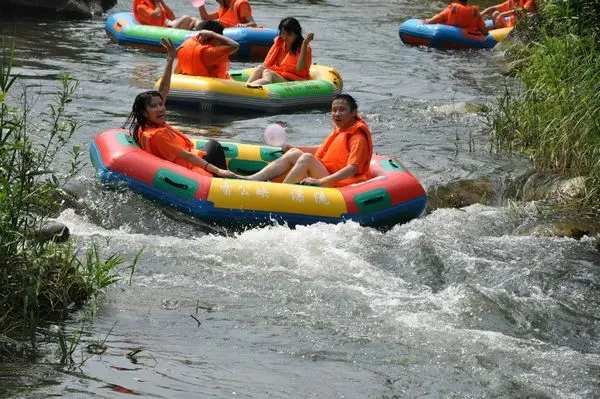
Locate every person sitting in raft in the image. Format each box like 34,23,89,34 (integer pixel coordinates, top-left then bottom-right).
124,39,238,179
242,93,372,188
246,17,313,87
133,0,200,30
482,0,539,28
424,0,489,36
174,20,240,79
197,0,257,28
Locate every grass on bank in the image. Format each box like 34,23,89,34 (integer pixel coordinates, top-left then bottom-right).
489,0,600,207
0,38,134,361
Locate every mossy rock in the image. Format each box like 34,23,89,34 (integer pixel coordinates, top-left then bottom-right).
504,171,587,204
427,178,496,212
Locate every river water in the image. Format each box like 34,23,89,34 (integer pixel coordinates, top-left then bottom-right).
2,0,600,397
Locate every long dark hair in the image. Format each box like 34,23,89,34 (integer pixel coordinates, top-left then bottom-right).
123,90,162,145
278,17,304,54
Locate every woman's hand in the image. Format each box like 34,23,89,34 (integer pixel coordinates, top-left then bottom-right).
161,38,177,61
196,30,216,41
304,32,314,45
215,169,238,179
282,144,294,153
299,177,323,186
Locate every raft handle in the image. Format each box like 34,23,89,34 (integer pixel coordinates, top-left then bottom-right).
246,84,264,90
388,159,402,169
230,72,243,77
162,177,189,190
361,196,385,206
235,168,262,175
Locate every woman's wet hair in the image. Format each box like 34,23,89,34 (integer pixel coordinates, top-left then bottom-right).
196,20,224,35
278,17,304,54
123,90,162,145
332,93,358,111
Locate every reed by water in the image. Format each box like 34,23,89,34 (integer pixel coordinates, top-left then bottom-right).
489,0,600,207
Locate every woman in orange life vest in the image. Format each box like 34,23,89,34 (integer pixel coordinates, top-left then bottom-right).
242,94,373,188
482,0,539,28
246,17,313,87
123,39,238,179
174,20,240,78
197,0,257,28
133,0,199,30
424,0,489,36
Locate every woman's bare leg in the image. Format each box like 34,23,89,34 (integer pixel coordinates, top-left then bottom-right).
247,148,304,181
282,153,330,184
248,69,286,86
247,65,266,84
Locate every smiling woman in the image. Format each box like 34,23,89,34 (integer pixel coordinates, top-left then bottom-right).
242,93,373,188
123,38,239,179
246,17,313,86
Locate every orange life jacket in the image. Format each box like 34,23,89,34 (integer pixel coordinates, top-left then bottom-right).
522,0,539,13
176,38,229,78
133,0,168,27
446,3,483,31
136,124,211,176
314,115,373,187
217,0,249,28
263,37,311,81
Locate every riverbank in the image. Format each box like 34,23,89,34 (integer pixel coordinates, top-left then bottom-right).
0,44,127,362
487,0,600,215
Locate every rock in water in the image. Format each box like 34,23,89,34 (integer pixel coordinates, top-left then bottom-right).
0,0,117,19
37,221,70,243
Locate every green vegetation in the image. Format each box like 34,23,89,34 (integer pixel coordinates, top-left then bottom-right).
0,39,131,361
489,0,600,207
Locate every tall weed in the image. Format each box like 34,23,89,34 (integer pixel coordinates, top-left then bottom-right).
490,1,600,206
0,39,134,360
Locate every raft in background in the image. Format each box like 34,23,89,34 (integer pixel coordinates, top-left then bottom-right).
104,12,277,61
398,18,512,49
157,64,344,113
90,129,427,229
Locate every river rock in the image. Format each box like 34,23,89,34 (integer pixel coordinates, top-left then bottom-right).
427,178,497,212
505,171,587,204
434,101,487,115
0,0,116,18
37,220,70,243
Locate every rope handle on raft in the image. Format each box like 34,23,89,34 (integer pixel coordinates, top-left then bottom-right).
234,168,262,175
361,196,385,206
386,159,403,169
162,177,189,190
245,84,264,90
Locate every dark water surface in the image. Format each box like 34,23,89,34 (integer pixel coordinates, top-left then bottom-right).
2,0,599,397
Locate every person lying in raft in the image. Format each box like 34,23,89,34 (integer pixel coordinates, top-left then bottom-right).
424,0,489,36
133,0,200,30
174,21,240,78
124,39,238,179
197,0,257,28
482,0,539,28
246,17,313,86
242,94,372,188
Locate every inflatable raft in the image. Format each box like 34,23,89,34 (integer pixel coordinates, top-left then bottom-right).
157,64,343,113
90,129,427,228
105,12,277,62
398,18,512,49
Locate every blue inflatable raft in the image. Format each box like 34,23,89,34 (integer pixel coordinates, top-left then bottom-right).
105,12,277,62
398,18,512,49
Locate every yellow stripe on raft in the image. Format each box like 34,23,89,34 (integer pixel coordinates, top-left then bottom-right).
166,74,272,98
489,27,513,42
208,179,347,217
157,64,342,98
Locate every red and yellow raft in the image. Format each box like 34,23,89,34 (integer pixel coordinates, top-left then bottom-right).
90,129,427,228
